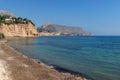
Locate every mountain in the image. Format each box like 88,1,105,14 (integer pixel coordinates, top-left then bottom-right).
37,23,91,36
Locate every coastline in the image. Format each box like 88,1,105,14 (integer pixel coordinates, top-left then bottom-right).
0,39,91,80
0,40,11,80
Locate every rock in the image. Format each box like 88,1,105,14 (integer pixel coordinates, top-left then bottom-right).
0,22,38,37
0,10,38,37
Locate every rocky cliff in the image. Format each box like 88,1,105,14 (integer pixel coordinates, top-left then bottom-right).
37,23,91,36
0,23,38,37
0,10,38,37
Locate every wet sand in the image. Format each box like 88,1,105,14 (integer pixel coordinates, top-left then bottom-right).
0,39,87,80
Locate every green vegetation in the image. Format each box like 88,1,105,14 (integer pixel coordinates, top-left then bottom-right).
0,33,5,39
0,16,35,26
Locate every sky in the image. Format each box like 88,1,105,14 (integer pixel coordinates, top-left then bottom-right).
0,0,120,35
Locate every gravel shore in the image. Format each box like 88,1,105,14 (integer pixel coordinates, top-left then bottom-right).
0,39,86,80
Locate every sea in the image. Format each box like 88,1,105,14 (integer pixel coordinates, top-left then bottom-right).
7,36,120,80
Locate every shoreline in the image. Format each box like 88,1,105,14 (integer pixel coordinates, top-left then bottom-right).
0,39,12,80
31,58,95,80
0,39,93,80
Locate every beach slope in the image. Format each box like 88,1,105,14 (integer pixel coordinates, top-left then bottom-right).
0,40,86,80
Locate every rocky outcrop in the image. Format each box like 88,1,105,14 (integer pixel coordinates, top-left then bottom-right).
37,23,91,36
0,23,38,37
0,10,38,37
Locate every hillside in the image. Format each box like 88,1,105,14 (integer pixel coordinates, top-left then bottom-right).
0,10,38,37
37,23,91,36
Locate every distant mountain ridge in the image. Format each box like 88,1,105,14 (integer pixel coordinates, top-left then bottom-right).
37,23,91,36
0,10,16,17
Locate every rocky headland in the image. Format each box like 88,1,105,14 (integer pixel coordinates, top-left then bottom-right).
37,23,91,36
0,23,38,37
0,10,38,37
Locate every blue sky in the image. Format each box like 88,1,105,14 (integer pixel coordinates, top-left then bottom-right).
0,0,120,35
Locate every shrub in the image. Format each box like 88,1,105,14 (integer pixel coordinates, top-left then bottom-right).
0,33,5,39
0,16,35,26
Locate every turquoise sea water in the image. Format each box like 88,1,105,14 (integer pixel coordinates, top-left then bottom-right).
8,36,120,80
